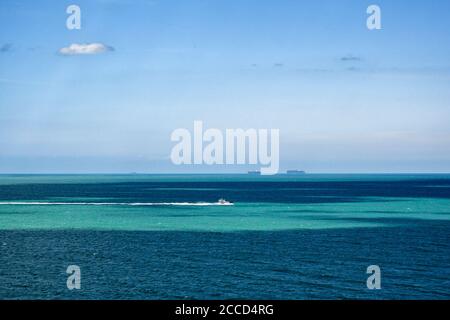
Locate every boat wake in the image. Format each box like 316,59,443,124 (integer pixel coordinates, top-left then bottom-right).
0,201,234,207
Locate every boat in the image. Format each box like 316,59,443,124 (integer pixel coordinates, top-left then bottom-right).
217,198,233,205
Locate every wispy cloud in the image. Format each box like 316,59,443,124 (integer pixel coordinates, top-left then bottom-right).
0,78,53,86
0,43,13,53
340,54,362,62
59,43,114,55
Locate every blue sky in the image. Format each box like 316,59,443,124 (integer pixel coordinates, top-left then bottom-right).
1,0,450,173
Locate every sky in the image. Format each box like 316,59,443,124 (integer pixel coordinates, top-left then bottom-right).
1,0,450,173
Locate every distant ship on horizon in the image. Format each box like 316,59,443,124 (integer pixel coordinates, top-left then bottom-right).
286,170,306,175
247,170,306,175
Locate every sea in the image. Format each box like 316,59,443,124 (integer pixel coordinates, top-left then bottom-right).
0,174,449,299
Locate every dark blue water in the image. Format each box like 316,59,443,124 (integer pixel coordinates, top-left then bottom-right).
1,223,449,299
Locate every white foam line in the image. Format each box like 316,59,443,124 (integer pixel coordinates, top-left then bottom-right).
0,201,234,206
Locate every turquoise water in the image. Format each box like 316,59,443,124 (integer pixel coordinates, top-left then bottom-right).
1,174,449,231
1,197,449,231
0,174,449,299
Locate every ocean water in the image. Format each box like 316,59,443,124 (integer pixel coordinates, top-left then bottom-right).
0,174,449,299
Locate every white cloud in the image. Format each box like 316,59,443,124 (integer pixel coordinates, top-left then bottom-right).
59,43,114,55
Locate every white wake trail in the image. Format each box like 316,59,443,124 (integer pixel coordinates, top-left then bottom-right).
0,201,234,206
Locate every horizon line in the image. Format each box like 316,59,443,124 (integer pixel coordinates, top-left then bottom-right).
1,172,450,175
